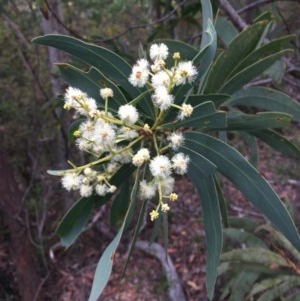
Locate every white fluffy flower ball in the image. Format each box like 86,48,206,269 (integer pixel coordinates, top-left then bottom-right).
150,43,169,61
152,86,174,110
172,153,190,175
118,104,139,124
128,59,150,87
149,155,172,178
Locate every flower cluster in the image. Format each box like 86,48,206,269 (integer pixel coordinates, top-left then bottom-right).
129,43,197,117
55,43,197,221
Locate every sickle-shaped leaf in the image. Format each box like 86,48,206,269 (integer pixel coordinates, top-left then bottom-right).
188,170,222,300
232,35,294,75
220,50,293,94
227,87,300,122
204,21,268,93
249,129,300,158
183,132,300,251
56,196,96,248
88,221,124,301
32,34,140,99
179,143,217,177
110,182,130,227
225,111,292,130
88,174,138,301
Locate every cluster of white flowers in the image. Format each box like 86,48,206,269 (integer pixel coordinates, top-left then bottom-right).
61,86,141,198
61,167,117,198
57,43,197,220
128,43,197,116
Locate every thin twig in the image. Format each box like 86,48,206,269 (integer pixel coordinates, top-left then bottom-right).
218,0,247,30
238,0,300,14
94,0,187,43
32,271,52,301
1,13,31,48
283,75,300,87
244,78,273,88
44,0,82,39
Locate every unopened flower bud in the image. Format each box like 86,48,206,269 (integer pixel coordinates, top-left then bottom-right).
100,88,114,99
150,210,159,221
173,52,180,60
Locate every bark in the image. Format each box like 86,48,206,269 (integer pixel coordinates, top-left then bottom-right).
0,140,41,301
40,0,73,210
40,0,69,170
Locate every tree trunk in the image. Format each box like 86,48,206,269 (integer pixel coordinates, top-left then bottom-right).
0,139,41,301
40,0,73,210
41,0,69,170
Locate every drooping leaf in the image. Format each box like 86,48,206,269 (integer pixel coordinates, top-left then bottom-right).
88,171,138,301
32,34,140,99
188,171,222,300
227,87,300,122
110,182,130,227
213,175,229,227
179,144,217,177
226,111,292,130
115,168,144,276
56,196,96,248
88,222,124,301
122,198,148,275
249,129,300,158
183,132,300,251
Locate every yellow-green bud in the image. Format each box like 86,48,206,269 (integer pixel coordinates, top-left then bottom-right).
173,52,181,60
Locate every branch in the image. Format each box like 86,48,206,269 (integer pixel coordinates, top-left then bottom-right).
1,13,31,48
238,0,300,14
135,240,187,301
94,0,187,43
218,0,247,31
